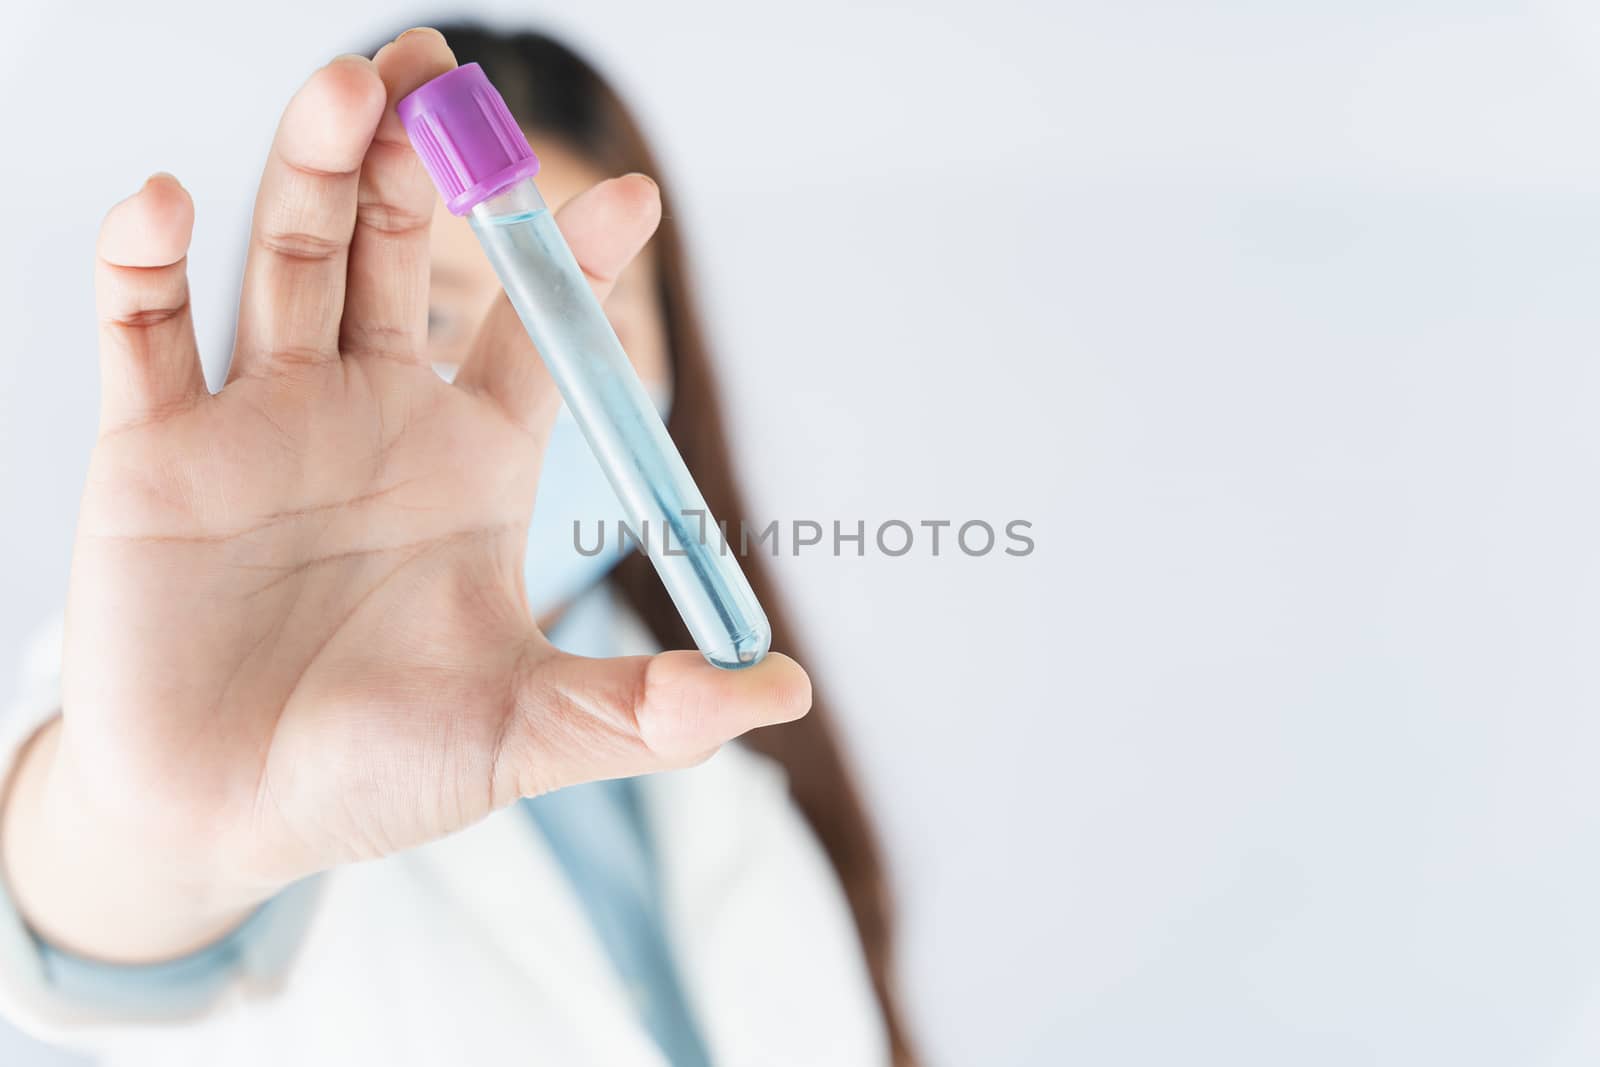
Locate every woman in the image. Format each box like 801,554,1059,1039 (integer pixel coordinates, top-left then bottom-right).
0,24,914,1067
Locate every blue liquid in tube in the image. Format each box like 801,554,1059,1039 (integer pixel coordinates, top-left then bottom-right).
470,181,771,669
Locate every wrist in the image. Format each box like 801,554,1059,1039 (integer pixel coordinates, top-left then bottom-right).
1,717,273,963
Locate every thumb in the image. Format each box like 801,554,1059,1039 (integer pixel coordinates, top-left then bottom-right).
489,644,813,801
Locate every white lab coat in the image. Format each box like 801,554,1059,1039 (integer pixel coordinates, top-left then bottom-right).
0,607,888,1067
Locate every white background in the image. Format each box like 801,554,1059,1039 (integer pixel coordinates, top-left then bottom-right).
5,1,1600,1064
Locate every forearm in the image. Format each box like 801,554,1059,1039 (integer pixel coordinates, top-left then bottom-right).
0,717,261,963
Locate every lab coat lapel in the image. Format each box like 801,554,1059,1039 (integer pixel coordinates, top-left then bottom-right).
642,744,892,1067
414,802,667,1065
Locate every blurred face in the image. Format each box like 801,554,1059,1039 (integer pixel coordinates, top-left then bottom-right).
424,136,672,396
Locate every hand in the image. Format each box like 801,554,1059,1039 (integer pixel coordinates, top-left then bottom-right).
0,29,809,962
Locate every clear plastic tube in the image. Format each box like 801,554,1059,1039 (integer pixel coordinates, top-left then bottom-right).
469,179,770,669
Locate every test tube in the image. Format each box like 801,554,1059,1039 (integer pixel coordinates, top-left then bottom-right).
399,64,770,669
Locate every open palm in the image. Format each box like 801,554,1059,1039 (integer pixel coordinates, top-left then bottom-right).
13,31,807,960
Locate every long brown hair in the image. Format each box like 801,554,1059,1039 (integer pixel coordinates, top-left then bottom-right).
427,24,916,1065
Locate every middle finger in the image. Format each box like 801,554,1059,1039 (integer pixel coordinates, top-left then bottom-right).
339,28,457,363
230,54,385,380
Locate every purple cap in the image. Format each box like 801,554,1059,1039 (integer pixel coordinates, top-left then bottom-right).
397,63,540,216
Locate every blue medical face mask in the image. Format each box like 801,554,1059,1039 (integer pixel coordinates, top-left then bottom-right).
522,388,673,617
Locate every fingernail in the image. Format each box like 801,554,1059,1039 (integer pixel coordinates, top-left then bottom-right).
144,171,180,189
329,52,374,67
396,27,444,45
